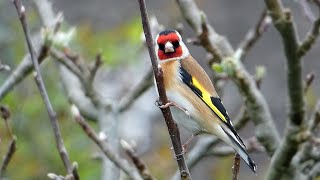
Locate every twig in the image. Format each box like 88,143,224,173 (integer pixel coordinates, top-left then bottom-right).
0,137,17,177
137,0,191,179
0,42,49,100
121,140,156,180
232,153,241,180
304,72,315,93
298,14,320,58
0,105,12,137
119,67,153,112
237,9,271,59
34,0,99,122
11,0,75,177
71,105,143,180
0,105,16,178
0,61,10,71
89,52,103,84
98,105,120,180
175,0,234,61
50,48,84,82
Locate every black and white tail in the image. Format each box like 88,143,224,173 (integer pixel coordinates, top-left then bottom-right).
220,125,257,173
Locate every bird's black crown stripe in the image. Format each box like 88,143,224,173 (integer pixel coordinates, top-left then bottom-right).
159,29,176,35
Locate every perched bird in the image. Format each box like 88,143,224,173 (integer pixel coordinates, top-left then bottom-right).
155,29,257,173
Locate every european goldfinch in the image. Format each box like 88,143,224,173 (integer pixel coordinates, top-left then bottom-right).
155,29,257,173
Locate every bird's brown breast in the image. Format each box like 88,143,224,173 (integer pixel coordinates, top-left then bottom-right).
160,59,219,132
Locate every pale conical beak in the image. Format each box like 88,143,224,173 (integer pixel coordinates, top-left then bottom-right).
164,42,175,53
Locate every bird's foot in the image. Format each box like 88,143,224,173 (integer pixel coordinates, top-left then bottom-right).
181,134,196,153
173,149,186,160
155,99,188,113
171,134,198,160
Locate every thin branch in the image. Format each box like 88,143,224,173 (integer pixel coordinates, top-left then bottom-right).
89,53,103,84
98,105,120,180
0,43,48,100
298,14,320,58
0,137,17,177
50,48,84,81
71,105,143,180
232,154,240,180
121,140,156,180
175,0,233,61
0,61,10,72
34,0,99,123
137,0,191,179
11,0,75,177
304,72,315,93
237,9,271,59
0,105,16,178
0,105,12,137
119,67,153,112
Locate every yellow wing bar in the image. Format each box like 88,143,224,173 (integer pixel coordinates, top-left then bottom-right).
191,77,227,123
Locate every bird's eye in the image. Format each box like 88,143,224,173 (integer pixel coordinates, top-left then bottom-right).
158,43,165,51
172,41,180,48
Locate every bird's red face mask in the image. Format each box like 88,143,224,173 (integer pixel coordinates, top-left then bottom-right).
156,31,183,61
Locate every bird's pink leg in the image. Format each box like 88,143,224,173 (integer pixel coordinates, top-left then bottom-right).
181,132,200,153
156,99,189,115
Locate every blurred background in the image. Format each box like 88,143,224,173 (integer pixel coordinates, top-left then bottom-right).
0,0,319,179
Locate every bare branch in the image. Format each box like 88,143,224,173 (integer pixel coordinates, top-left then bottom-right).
50,48,84,81
0,60,10,71
0,137,17,177
11,0,75,176
0,105,16,178
304,72,315,93
89,52,103,84
121,140,156,180
137,0,191,179
232,154,241,180
175,0,233,61
119,67,153,112
237,9,271,59
71,105,143,180
0,43,48,100
298,14,320,58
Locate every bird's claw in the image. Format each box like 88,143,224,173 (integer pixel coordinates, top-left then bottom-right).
155,99,188,114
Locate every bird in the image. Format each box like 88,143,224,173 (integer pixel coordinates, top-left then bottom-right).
154,29,257,173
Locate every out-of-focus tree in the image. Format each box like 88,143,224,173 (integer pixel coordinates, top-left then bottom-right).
0,0,319,180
